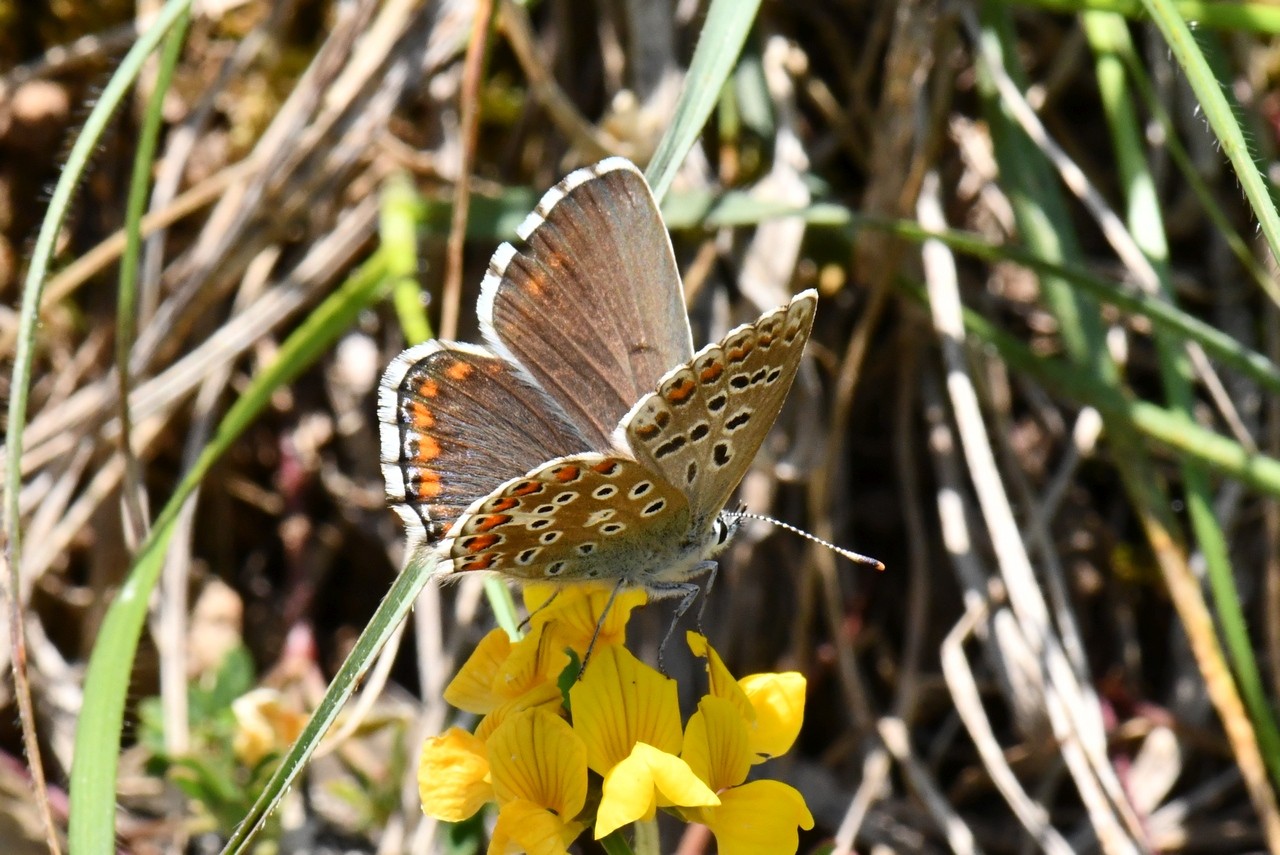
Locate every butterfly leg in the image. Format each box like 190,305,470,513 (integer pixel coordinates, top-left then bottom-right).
579,578,628,677
519,588,563,633
694,561,719,632
651,561,717,671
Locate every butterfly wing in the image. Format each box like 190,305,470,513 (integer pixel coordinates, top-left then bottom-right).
436,453,695,585
618,291,818,528
378,341,591,551
478,158,694,450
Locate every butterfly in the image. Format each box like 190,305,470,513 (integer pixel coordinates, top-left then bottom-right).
378,157,818,620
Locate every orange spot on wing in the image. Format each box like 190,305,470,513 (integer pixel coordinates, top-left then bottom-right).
415,471,443,500
553,466,581,483
699,361,724,384
418,379,439,398
592,459,620,475
474,514,513,532
406,400,436,429
461,554,497,571
635,423,660,439
445,360,475,381
416,436,441,462
462,533,500,552
665,377,696,404
727,341,754,363
512,481,542,496
490,496,520,512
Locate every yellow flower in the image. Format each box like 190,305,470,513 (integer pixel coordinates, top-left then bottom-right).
739,671,806,761
486,709,589,854
681,696,814,855
569,644,719,837
444,624,569,715
525,583,648,656
418,727,493,821
231,688,307,766
688,632,806,762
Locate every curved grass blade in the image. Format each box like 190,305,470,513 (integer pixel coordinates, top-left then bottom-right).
2,3,195,853
644,0,763,201
69,251,392,853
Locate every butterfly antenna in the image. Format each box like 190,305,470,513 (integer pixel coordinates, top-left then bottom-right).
728,511,885,571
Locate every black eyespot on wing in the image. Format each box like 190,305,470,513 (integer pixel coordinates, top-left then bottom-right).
643,500,666,516
686,461,698,483
654,436,687,458
629,481,653,498
708,394,727,412
689,423,710,442
725,411,751,431
713,443,731,467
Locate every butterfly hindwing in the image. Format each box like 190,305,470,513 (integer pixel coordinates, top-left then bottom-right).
619,291,817,528
436,454,693,584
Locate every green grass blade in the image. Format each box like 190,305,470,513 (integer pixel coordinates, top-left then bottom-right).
1085,8,1280,791
2,3,194,853
69,251,392,854
644,0,762,201
116,8,191,542
1140,0,1280,269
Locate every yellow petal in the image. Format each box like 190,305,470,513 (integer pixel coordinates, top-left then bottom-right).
488,798,583,855
569,644,683,773
595,742,720,838
475,681,565,742
444,628,513,714
493,623,570,701
686,632,753,721
682,696,751,791
487,709,588,819
695,780,815,855
739,672,807,761
418,727,493,821
528,585,647,656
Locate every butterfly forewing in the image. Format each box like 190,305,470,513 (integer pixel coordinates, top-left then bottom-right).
378,341,591,547
620,291,818,527
437,454,693,584
479,158,695,449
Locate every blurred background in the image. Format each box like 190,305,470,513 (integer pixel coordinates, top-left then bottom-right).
3,0,1280,852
